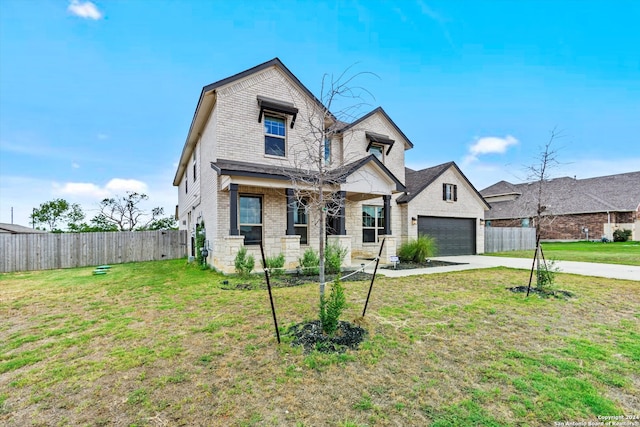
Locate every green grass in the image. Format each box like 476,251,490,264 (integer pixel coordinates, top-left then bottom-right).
1,259,638,426
485,241,640,265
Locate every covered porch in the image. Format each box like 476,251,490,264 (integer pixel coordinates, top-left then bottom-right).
210,157,404,273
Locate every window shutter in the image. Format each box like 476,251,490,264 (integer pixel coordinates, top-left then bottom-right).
453,185,458,201
443,183,447,201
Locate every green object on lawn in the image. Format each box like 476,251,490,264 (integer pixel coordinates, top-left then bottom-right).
92,270,107,275
96,265,111,270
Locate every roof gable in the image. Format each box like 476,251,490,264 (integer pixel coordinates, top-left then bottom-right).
397,161,490,209
174,58,332,186
338,107,414,150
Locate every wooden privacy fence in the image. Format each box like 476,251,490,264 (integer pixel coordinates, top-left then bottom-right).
0,230,187,273
484,227,536,253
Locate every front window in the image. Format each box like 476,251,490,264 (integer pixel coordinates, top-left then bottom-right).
362,205,384,243
264,115,286,156
239,195,262,245
521,218,530,227
294,199,308,245
369,145,383,162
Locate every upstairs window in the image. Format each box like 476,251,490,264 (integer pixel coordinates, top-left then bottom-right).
443,183,457,202
369,145,384,162
185,171,188,194
192,151,197,182
324,138,331,164
264,115,286,157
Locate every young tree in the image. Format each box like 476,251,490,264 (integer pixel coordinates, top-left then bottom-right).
285,67,378,298
94,192,166,231
525,129,562,292
30,199,85,231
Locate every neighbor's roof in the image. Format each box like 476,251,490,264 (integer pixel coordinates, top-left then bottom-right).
396,161,490,209
481,171,640,220
0,223,48,234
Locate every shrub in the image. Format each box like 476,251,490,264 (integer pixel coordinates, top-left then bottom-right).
320,279,346,335
196,222,207,265
613,229,632,242
536,259,560,290
299,247,320,276
234,246,255,277
263,253,285,277
325,243,347,274
398,234,438,263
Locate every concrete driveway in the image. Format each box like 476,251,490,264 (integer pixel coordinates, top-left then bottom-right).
371,255,640,282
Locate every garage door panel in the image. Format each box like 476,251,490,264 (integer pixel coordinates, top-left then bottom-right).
417,216,475,256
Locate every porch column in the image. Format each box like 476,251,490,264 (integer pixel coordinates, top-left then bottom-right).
229,183,239,235
337,191,347,235
383,194,391,235
286,188,295,235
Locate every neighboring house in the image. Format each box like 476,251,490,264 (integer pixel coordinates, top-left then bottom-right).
397,162,490,256
173,58,487,272
480,171,640,241
0,223,48,234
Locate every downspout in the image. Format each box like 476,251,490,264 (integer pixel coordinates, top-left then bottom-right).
607,211,611,240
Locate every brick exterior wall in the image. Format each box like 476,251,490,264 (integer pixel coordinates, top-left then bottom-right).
489,211,637,240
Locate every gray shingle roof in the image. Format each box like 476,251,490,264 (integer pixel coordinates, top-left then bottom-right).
481,171,640,219
0,223,47,234
211,155,405,192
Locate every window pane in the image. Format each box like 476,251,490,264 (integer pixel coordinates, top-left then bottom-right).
265,136,285,156
240,226,262,245
240,196,261,224
295,226,308,245
362,206,375,227
370,145,383,161
376,207,384,228
363,229,376,243
264,116,285,136
324,138,331,163
294,200,307,225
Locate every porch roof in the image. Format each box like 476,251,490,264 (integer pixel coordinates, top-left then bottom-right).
211,155,405,193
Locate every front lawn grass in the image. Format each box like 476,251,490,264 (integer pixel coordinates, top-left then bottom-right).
1,259,638,426
485,241,640,266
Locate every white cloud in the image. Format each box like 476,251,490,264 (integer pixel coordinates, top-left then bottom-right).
105,178,148,193
463,135,519,165
68,1,103,20
72,162,80,169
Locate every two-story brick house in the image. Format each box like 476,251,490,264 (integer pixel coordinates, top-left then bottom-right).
174,58,489,272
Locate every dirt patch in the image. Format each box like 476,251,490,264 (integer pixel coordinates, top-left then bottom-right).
288,320,368,353
508,285,574,299
382,260,465,270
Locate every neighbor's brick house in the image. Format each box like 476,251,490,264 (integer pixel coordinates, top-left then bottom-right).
174,58,489,272
480,172,640,241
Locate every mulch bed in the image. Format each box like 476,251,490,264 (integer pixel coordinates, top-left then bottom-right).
220,270,373,290
288,320,368,353
508,286,574,299
382,260,465,270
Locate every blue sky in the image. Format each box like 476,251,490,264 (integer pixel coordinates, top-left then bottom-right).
1,0,639,227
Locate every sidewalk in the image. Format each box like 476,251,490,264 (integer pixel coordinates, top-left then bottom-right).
364,255,640,282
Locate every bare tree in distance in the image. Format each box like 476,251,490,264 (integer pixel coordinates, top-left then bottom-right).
284,66,380,298
94,191,169,231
